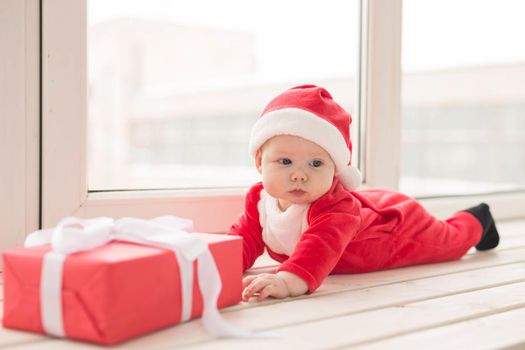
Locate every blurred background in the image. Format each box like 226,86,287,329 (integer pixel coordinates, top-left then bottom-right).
87,0,525,197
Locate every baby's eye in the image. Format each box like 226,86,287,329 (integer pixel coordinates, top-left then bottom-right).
279,158,292,165
310,160,323,168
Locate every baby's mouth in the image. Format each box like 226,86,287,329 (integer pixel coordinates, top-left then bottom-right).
289,189,306,196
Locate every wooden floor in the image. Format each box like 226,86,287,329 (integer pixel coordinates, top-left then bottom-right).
1,219,525,349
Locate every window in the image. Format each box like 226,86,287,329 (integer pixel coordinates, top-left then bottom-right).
87,0,361,191
401,0,525,197
41,0,525,229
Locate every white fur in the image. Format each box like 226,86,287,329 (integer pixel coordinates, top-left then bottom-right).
250,108,350,165
337,165,362,191
258,190,310,256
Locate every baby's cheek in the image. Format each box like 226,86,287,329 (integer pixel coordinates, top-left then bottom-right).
262,183,280,199
314,180,334,200
261,173,282,194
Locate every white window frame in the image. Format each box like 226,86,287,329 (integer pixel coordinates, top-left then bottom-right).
41,0,525,231
0,0,40,268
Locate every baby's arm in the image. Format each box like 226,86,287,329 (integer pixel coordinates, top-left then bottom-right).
228,184,266,271
242,271,308,301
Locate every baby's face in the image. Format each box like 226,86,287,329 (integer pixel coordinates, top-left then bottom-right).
256,135,336,211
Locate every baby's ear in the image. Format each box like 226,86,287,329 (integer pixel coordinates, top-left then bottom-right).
255,149,263,173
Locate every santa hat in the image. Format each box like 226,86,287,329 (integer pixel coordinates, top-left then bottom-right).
249,84,362,191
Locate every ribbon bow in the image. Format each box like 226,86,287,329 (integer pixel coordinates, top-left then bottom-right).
25,216,248,338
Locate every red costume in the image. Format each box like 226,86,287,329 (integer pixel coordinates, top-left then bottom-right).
229,85,494,293
229,179,482,293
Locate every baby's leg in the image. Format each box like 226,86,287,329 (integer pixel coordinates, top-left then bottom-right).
421,203,500,262
390,202,487,266
435,210,484,259
355,191,500,270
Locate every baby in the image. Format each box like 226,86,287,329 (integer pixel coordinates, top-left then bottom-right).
228,85,499,301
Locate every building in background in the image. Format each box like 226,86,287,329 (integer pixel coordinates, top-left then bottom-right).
401,63,525,195
88,19,525,196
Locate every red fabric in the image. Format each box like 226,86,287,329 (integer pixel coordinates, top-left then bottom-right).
229,179,482,293
2,234,242,345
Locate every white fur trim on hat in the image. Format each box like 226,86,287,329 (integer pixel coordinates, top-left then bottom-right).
249,108,350,166
337,165,362,191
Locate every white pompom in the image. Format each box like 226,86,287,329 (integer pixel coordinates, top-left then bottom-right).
337,165,362,191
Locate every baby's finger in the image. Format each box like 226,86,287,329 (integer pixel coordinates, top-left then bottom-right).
257,284,274,301
242,275,258,288
242,278,270,301
242,287,252,302
242,279,260,301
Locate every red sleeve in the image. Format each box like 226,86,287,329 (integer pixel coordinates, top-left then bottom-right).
277,182,361,293
228,183,265,272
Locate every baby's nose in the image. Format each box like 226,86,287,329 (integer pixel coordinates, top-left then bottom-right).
291,170,307,182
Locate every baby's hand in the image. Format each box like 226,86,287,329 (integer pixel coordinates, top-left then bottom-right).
242,271,308,301
242,273,290,301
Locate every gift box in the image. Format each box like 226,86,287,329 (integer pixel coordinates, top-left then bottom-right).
2,219,243,345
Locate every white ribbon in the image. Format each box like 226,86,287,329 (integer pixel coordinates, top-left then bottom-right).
25,216,249,338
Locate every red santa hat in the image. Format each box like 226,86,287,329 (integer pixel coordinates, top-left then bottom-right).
249,84,362,191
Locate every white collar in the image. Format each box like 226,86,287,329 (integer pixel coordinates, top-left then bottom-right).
258,190,310,256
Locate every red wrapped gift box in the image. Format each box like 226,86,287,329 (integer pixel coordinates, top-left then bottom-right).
2,233,242,345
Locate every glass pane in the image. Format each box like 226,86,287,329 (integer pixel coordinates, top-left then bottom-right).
87,0,360,191
401,0,525,197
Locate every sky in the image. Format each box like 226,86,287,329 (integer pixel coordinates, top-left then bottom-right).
88,0,358,81
88,0,525,76
402,0,525,71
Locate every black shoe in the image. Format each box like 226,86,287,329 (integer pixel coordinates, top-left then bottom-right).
465,203,500,250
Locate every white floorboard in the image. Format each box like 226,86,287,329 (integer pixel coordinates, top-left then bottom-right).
1,219,524,349
352,307,525,350
186,282,525,349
